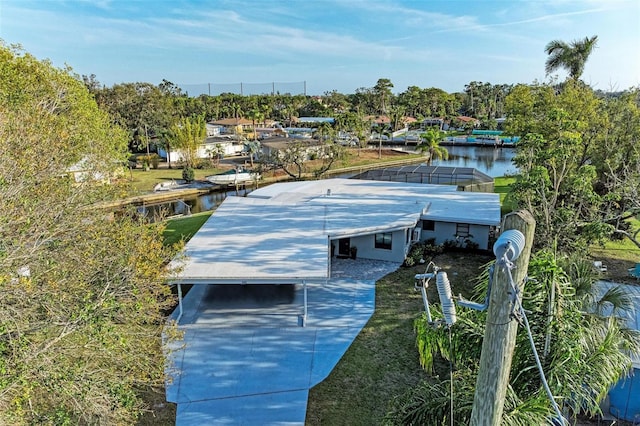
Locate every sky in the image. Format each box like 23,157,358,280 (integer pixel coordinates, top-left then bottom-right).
1,0,639,96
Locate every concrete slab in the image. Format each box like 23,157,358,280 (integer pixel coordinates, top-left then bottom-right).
165,265,398,425
176,389,309,426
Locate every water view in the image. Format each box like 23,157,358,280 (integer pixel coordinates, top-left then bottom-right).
431,145,517,177
140,145,517,217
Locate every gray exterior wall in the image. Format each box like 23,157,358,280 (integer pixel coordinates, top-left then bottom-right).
330,220,493,264
332,229,411,263
418,220,492,250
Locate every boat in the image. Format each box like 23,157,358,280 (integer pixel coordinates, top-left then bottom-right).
153,179,181,192
205,167,260,185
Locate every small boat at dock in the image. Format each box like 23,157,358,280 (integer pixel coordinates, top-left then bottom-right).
205,167,260,185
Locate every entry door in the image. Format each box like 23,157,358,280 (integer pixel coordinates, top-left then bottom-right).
338,238,351,257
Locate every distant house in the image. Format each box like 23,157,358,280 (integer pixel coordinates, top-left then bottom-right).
157,136,244,162
455,116,480,129
260,137,324,159
206,123,223,137
423,117,446,130
209,118,254,135
66,156,122,183
293,117,335,125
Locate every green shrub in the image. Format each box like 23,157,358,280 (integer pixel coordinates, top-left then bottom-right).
194,158,209,169
137,154,161,169
182,167,195,182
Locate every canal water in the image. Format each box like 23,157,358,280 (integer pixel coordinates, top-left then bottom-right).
140,145,517,218
432,145,517,177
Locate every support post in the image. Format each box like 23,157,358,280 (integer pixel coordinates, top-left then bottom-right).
470,210,536,426
176,283,183,323
302,280,308,327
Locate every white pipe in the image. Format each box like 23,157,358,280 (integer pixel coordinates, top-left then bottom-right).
436,271,457,326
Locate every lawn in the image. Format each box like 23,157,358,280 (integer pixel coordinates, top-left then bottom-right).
589,218,640,283
162,211,213,246
305,251,493,425
124,167,226,194
494,175,517,214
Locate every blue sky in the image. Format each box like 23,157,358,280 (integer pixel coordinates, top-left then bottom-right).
1,0,638,95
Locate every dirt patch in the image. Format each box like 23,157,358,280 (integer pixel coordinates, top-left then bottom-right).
590,255,640,286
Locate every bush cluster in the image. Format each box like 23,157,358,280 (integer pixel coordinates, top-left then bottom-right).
403,238,443,267
182,167,195,182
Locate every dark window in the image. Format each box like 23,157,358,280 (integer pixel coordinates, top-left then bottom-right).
422,220,435,231
375,232,392,250
456,223,470,237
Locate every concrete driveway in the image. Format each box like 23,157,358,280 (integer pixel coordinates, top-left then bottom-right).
165,259,401,425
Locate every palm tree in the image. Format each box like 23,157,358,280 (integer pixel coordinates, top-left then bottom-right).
246,108,264,142
391,252,640,425
545,35,598,80
417,127,448,165
315,121,333,142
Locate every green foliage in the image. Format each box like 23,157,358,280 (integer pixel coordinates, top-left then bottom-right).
505,81,609,250
418,127,448,165
169,115,206,169
545,36,598,80
182,166,195,182
396,251,640,424
404,241,445,267
138,153,161,169
0,43,179,424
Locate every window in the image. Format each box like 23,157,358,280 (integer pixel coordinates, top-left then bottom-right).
422,220,435,231
375,232,392,250
456,223,470,237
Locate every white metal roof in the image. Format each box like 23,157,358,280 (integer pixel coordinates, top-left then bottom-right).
173,178,500,284
172,197,330,284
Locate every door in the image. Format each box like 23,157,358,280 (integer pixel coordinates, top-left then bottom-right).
338,238,351,257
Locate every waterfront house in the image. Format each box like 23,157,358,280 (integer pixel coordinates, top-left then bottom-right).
172,178,500,289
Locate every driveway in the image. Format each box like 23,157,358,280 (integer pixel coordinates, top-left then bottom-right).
165,259,400,425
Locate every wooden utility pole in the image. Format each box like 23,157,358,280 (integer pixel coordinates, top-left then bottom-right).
470,210,536,426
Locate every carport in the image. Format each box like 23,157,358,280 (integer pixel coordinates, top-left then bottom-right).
170,196,331,326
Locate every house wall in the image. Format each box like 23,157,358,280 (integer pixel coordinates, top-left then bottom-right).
346,229,410,263
158,142,242,161
418,220,492,250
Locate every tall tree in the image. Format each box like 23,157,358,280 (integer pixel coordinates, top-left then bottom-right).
545,35,599,81
504,81,612,250
169,115,206,170
0,44,178,424
418,128,448,165
261,141,345,180
246,107,265,142
373,78,394,115
374,122,391,159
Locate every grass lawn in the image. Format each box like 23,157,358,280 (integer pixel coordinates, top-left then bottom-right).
124,167,226,194
306,251,492,425
494,175,517,215
162,211,213,246
589,218,640,283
